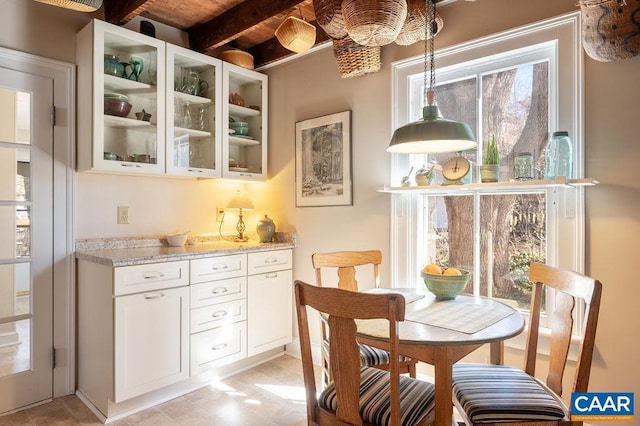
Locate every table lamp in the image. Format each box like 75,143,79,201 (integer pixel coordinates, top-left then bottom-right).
227,190,254,242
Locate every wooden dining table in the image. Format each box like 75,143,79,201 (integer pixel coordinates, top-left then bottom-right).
356,289,526,426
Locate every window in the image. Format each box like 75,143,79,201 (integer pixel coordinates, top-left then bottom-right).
390,13,584,333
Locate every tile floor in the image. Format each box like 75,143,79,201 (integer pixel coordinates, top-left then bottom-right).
0,354,315,425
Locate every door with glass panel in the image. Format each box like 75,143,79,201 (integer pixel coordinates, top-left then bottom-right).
0,67,53,413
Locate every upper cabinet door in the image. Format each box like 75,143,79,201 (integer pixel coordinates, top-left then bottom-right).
222,63,268,181
77,19,166,174
166,45,223,178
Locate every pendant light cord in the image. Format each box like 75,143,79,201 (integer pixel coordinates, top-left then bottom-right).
424,0,437,105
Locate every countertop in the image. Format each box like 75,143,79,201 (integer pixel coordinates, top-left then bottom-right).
75,233,296,267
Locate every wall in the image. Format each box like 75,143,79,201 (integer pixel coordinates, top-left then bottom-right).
1,0,638,421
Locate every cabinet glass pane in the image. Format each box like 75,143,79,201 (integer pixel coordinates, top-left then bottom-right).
227,73,264,175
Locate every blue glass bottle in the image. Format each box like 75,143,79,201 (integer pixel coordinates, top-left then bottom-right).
544,131,573,180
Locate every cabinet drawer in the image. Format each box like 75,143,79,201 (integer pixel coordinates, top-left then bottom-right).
191,254,246,284
190,322,247,375
190,299,246,334
114,260,189,296
247,249,292,275
190,276,246,308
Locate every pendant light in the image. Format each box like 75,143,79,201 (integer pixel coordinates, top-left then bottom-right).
33,0,102,12
387,0,476,154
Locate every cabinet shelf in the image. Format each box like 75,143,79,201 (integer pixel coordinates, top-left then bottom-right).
174,91,212,105
104,74,154,93
173,127,212,138
104,115,153,128
229,103,261,118
378,177,599,195
229,135,261,146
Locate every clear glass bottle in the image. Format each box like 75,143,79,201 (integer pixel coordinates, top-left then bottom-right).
514,152,534,181
544,131,573,180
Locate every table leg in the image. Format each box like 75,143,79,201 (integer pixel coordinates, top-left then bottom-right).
489,341,504,365
433,347,454,426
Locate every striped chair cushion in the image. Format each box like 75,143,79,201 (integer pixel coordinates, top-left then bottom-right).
452,364,567,423
319,366,434,426
323,339,411,366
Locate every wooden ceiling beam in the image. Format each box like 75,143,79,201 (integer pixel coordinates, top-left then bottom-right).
248,22,330,68
188,0,305,53
104,0,157,25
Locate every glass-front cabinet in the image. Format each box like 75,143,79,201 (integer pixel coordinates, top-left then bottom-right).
166,45,222,177
222,63,268,180
77,19,165,174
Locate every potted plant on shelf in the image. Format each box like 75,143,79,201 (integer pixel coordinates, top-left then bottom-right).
480,134,500,182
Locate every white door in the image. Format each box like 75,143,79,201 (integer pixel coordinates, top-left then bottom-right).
0,66,54,413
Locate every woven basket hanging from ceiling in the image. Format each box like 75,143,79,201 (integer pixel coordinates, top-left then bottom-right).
313,0,347,40
342,0,408,47
579,0,640,62
395,0,444,46
34,0,102,12
332,35,382,78
275,16,317,53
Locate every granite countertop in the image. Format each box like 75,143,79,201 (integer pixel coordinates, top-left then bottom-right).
75,233,296,267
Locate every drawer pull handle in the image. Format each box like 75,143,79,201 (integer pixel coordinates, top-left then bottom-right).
143,272,165,279
264,257,278,264
211,264,229,271
212,343,228,351
265,272,278,279
212,311,228,318
212,287,228,294
144,292,164,300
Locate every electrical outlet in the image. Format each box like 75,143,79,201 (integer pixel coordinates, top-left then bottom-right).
117,206,130,224
216,209,225,222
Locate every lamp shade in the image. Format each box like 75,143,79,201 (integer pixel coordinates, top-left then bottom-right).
387,105,477,154
34,0,102,12
227,190,254,210
275,16,317,54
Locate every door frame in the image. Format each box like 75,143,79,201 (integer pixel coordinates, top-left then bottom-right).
0,46,75,398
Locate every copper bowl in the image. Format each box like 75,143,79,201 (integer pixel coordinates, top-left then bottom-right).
104,98,132,117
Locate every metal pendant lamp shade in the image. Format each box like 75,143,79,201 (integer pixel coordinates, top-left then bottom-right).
34,0,102,12
387,0,476,154
275,16,317,54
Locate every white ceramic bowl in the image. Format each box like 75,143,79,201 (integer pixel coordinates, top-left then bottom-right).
167,233,188,247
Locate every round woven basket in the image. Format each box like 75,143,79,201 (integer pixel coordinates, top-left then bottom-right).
275,16,317,53
218,49,254,69
313,0,347,39
579,0,640,62
342,0,408,47
395,0,444,46
332,35,382,79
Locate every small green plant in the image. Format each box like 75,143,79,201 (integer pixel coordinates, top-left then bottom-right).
483,134,500,165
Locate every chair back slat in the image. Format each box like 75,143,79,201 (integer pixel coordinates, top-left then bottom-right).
312,250,382,291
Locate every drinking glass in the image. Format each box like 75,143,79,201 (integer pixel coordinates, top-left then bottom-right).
128,56,144,81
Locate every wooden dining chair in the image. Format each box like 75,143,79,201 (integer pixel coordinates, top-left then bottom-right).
312,250,418,385
451,262,603,425
294,280,435,426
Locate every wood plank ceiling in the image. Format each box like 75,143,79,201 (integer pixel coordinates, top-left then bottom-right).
103,0,329,68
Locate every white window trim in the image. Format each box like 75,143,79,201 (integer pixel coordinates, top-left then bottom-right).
390,12,584,355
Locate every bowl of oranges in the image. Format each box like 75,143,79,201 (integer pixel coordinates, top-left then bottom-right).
420,263,470,300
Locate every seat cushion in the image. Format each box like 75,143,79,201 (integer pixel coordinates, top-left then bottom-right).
319,366,434,425
323,339,411,366
452,364,567,423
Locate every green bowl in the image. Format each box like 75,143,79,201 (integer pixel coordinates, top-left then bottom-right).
421,269,471,300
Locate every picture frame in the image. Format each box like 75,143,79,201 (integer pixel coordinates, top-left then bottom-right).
295,110,352,207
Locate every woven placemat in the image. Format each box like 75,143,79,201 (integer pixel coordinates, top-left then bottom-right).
406,300,515,334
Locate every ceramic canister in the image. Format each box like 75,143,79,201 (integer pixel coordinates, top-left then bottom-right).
256,215,276,243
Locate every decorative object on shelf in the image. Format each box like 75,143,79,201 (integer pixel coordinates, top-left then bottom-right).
219,49,254,69
229,120,249,136
395,0,444,46
442,153,471,185
480,134,500,183
387,0,476,154
103,92,131,117
313,0,347,39
579,0,640,62
184,71,208,96
33,0,102,12
127,56,144,82
295,110,352,207
140,20,156,38
514,152,534,181
342,0,408,47
415,164,435,186
332,35,381,79
103,54,124,77
135,109,152,122
256,215,276,243
275,8,316,54
401,166,414,187
227,190,255,242
229,92,245,106
544,131,573,180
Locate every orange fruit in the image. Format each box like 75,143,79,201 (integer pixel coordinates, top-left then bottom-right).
443,267,462,276
422,263,442,274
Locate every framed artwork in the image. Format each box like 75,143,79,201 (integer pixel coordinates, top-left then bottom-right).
295,110,352,207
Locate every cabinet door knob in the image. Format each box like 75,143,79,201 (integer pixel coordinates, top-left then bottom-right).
212,343,228,351
143,272,165,279
211,287,228,294
144,292,165,300
212,310,228,318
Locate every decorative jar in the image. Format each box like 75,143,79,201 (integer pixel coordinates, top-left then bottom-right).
256,215,276,243
104,54,124,77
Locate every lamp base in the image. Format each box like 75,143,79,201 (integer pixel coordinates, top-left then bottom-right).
234,235,249,242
